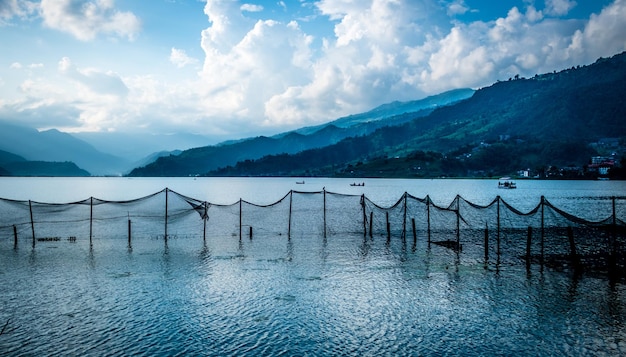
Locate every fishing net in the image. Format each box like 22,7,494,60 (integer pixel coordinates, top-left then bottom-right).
0,188,624,272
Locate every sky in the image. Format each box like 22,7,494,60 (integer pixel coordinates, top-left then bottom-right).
0,0,625,142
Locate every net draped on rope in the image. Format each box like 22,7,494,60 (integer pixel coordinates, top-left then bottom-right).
0,188,624,267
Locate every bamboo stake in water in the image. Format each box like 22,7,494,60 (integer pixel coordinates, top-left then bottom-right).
426,196,431,245
29,200,35,248
288,190,293,240
361,195,366,238
89,196,93,248
323,188,327,239
369,211,373,239
164,188,169,242
412,218,417,248
402,192,408,242
203,202,208,243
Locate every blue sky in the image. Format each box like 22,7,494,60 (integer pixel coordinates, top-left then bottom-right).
0,0,624,141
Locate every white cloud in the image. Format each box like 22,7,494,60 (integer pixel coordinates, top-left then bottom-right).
199,1,316,126
447,0,468,16
3,0,626,139
185,0,626,134
566,0,626,63
58,57,128,97
169,48,199,68
545,0,577,16
0,0,36,24
240,4,263,12
40,0,141,41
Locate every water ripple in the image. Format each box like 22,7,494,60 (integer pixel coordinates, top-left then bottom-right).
1,234,624,356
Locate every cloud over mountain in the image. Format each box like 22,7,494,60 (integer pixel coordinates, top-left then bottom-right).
0,0,624,140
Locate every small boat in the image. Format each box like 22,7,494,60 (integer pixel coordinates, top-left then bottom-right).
350,182,365,187
498,177,517,189
295,180,305,184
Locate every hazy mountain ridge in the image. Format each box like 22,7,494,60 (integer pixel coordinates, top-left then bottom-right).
128,89,474,176
0,123,127,175
285,88,475,136
73,132,214,162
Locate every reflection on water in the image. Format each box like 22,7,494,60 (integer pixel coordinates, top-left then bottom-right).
1,233,625,356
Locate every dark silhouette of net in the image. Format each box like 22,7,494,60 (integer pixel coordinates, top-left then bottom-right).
1,188,624,274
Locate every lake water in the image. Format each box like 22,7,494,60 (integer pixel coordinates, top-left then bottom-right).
1,177,625,355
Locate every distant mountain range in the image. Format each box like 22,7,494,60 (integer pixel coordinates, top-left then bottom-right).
129,51,626,178
0,123,124,176
127,88,475,176
1,51,625,178
0,122,212,176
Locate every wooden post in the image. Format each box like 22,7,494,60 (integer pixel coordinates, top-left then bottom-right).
426,196,431,245
539,196,546,268
369,212,373,239
128,219,132,248
89,197,93,247
288,191,293,240
412,218,417,248
323,189,327,239
249,226,253,240
455,196,460,249
239,199,243,241
164,188,169,242
13,225,17,249
402,193,408,242
496,196,501,258
29,200,35,248
361,195,367,238
203,202,208,243
386,211,390,243
526,226,532,270
484,223,489,263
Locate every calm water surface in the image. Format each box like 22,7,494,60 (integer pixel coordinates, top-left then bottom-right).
1,177,625,356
